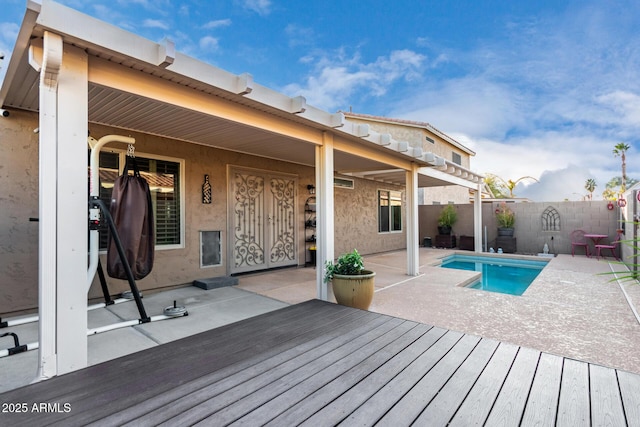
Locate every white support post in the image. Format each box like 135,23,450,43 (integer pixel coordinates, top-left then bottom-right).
56,43,89,374
406,165,419,276
315,132,335,300
34,32,89,380
474,183,483,253
36,31,62,381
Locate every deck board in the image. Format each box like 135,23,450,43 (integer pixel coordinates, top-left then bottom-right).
58,301,373,426
125,310,394,426
300,325,448,426
413,337,500,425
378,334,481,424
557,358,591,426
618,370,640,427
449,342,519,426
262,323,431,426
521,352,563,426
1,299,639,426
589,364,626,426
485,346,540,426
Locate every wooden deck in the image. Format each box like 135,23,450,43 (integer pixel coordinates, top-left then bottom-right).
1,299,639,426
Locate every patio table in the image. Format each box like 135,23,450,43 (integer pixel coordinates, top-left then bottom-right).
584,234,608,257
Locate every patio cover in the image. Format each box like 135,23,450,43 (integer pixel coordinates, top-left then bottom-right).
0,0,484,378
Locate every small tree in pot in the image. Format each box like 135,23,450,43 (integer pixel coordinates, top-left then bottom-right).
324,249,375,310
437,204,458,235
496,202,515,236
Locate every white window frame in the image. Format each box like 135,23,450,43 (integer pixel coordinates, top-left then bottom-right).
452,152,462,165
98,148,186,251
334,177,354,189
378,189,403,234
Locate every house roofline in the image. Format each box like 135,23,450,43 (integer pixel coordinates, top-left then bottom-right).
342,111,476,156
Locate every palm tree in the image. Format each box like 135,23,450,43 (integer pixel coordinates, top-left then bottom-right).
613,142,630,193
484,174,539,198
506,176,539,197
584,178,596,200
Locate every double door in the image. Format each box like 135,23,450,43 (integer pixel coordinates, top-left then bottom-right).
229,167,297,274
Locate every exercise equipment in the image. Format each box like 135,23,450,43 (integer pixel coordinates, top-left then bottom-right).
1,135,187,358
106,154,155,281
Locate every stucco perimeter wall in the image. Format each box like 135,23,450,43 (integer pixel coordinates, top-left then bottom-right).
0,113,406,314
419,201,621,255
0,110,40,315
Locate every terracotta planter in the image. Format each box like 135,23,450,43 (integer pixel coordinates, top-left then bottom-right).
331,270,376,310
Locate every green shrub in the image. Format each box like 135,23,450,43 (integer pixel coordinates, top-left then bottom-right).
324,249,365,283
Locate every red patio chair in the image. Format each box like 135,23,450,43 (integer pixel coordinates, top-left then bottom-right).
594,233,622,260
570,229,590,257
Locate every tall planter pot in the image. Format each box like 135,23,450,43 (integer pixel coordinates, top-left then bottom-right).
331,270,376,310
497,227,514,237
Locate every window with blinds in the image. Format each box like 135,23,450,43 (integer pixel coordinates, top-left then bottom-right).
135,157,181,246
93,151,183,250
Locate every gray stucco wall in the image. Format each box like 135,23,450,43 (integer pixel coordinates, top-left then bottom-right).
420,201,621,255
0,110,39,314
1,113,406,314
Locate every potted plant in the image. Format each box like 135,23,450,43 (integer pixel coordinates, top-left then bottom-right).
496,202,515,236
324,249,375,310
437,204,458,235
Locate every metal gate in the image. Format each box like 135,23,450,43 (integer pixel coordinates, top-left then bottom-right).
229,167,297,274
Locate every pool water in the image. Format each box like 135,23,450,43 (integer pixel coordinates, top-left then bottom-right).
440,255,547,296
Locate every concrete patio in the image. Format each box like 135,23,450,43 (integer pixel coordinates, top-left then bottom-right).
2,247,639,395
237,248,640,376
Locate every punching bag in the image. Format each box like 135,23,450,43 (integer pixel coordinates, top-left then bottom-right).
107,156,155,280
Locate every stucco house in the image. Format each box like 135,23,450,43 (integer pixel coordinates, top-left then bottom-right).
343,112,480,205
0,0,483,378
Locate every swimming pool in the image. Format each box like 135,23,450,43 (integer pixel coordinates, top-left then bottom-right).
440,254,548,296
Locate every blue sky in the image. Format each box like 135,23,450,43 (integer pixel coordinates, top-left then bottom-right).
2,0,639,201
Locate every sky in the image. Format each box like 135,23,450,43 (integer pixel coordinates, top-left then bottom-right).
1,0,639,202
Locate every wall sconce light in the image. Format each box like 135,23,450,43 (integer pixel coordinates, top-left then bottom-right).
307,184,316,195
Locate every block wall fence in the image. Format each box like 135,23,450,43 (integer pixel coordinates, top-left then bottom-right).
419,201,622,256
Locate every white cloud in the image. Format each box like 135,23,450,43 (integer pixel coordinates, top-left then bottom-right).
516,165,593,202
594,91,640,129
0,22,19,47
142,19,170,30
202,19,232,29
391,77,526,139
199,36,220,52
381,1,640,203
237,0,271,16
285,24,315,48
283,48,426,111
